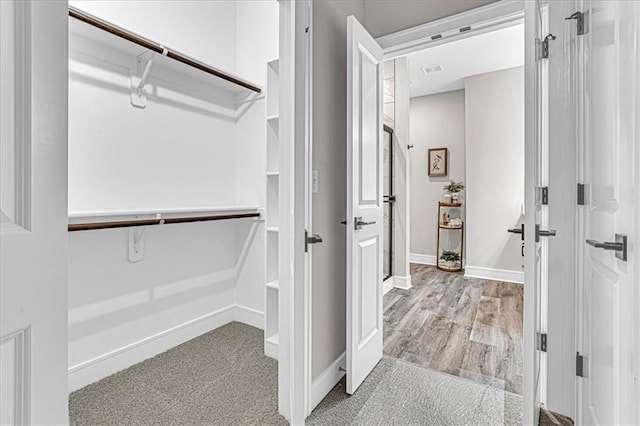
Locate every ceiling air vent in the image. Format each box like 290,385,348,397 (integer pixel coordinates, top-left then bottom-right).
421,64,444,75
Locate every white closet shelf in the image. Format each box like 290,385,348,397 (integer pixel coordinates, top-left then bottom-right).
266,227,280,233
69,7,262,98
266,280,280,290
266,171,280,177
266,114,280,121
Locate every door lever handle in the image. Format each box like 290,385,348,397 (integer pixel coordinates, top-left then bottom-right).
354,217,376,230
535,224,557,242
305,230,323,252
508,224,525,240
586,234,627,261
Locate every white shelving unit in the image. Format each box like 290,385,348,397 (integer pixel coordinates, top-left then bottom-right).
264,59,280,360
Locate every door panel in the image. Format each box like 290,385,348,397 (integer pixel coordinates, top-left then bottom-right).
579,1,639,425
0,1,69,424
346,15,384,395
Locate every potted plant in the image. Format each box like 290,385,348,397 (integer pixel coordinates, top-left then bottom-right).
440,250,461,268
443,180,465,202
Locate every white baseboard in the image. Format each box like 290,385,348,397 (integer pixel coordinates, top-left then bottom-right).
464,265,524,284
68,305,264,392
310,352,346,412
235,304,264,329
409,253,437,265
383,278,394,295
393,275,412,290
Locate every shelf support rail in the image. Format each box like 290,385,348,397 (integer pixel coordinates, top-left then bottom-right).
68,6,262,95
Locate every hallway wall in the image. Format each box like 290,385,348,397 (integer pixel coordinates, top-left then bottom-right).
409,90,466,263
464,66,524,280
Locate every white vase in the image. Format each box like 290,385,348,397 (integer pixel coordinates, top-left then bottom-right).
451,193,459,202
443,193,452,203
443,260,456,268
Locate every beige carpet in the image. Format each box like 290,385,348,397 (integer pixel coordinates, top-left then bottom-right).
70,322,522,425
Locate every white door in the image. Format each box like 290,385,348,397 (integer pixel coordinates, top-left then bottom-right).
578,1,639,424
0,1,69,424
345,15,384,395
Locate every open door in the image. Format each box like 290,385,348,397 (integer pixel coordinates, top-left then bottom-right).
345,15,384,394
577,1,639,424
0,1,69,424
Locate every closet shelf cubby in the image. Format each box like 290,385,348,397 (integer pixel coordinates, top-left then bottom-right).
264,59,280,360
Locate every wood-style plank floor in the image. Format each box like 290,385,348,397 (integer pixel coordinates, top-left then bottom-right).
383,263,524,395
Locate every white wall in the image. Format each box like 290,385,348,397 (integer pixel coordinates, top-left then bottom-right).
409,90,466,262
67,0,278,391
464,67,524,278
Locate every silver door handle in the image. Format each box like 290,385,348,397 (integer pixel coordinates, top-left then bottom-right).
355,217,376,230
535,224,557,242
586,234,627,261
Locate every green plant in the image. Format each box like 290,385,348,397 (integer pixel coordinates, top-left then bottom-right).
440,250,461,262
443,180,465,193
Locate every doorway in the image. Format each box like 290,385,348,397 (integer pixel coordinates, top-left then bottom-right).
382,20,526,397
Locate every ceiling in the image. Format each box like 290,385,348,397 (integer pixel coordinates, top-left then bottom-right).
406,23,524,98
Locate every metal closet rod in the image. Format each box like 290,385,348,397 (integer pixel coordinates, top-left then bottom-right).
68,212,261,232
68,6,262,94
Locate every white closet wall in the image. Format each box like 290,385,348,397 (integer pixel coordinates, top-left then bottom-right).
67,1,278,391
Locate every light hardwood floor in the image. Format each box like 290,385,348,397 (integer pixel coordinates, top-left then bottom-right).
383,263,524,394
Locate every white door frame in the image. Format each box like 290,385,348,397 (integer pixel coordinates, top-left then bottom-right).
278,0,313,424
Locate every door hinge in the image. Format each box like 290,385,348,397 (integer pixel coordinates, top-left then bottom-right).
536,332,547,352
537,186,549,205
576,352,587,377
537,34,556,60
566,11,587,35
577,183,586,205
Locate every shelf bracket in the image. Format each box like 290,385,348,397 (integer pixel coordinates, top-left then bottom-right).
131,47,167,109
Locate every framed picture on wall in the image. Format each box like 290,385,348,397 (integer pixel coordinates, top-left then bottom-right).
428,148,448,177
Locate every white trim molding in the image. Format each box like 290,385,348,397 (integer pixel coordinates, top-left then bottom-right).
383,278,394,295
68,305,264,392
235,305,264,329
409,253,437,265
464,265,524,284
393,275,412,290
377,0,524,58
309,352,346,412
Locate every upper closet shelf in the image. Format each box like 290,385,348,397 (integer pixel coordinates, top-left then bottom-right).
68,7,262,98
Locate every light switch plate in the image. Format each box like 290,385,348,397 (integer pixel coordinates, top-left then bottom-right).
312,170,319,193
128,228,144,263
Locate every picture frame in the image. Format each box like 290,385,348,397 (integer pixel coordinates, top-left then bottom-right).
428,148,448,177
